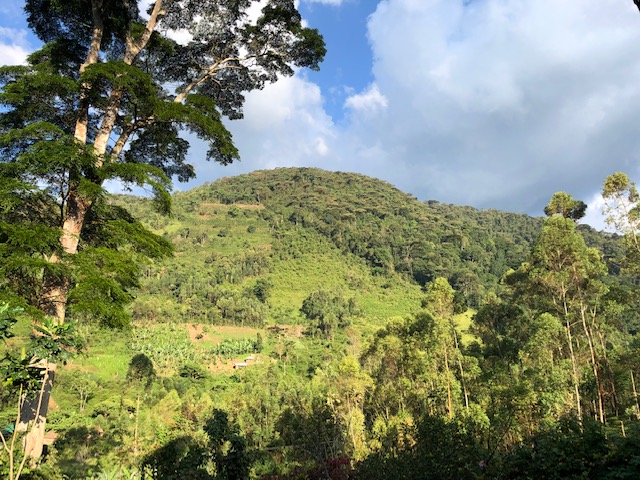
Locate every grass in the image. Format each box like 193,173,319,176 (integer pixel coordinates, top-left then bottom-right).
266,230,423,326
454,310,477,346
73,353,131,380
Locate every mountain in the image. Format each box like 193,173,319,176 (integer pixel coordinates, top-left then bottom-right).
116,167,621,328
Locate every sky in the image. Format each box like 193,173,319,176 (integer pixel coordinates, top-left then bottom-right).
2,0,640,229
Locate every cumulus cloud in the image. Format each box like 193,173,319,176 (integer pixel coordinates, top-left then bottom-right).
180,74,339,188
0,27,30,65
345,84,388,114
582,192,613,232
349,0,640,216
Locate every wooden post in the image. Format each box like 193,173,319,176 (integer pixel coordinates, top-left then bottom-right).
17,363,56,459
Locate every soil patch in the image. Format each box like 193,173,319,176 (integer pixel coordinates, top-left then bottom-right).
207,354,262,374
266,324,304,338
187,324,261,343
187,324,216,343
200,202,265,210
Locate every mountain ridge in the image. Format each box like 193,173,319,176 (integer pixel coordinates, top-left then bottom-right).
115,167,621,329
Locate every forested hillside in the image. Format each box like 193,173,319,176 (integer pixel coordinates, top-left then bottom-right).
147,167,619,308
3,168,640,480
118,167,550,330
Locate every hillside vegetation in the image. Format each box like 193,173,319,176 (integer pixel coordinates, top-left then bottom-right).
124,168,620,324
3,168,640,480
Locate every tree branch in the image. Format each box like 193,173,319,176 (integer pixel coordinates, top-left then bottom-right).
174,55,256,104
111,116,155,158
124,0,166,64
75,0,105,144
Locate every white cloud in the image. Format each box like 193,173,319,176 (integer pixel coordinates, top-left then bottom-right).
180,74,339,187
581,192,612,232
345,84,388,114
345,0,640,214
0,27,30,65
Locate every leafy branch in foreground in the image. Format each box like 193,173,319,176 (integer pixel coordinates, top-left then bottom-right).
1,303,83,479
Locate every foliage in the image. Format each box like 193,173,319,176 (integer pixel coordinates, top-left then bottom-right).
602,172,640,272
494,419,640,480
356,415,486,480
210,339,260,359
300,290,358,339
141,409,250,480
543,192,587,220
1,303,82,480
126,354,155,389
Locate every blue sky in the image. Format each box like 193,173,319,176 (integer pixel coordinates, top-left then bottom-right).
2,0,640,229
298,0,377,122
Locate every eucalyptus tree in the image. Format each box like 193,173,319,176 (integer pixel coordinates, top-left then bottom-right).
508,193,609,422
361,311,465,430
0,0,325,325
602,172,640,268
423,277,470,413
602,172,640,418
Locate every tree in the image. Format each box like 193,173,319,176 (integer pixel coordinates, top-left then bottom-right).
141,409,250,480
543,191,587,220
325,355,372,460
423,278,470,414
252,278,272,303
126,353,156,457
62,370,98,412
506,193,609,423
0,0,325,326
602,172,640,268
472,299,572,441
300,289,358,340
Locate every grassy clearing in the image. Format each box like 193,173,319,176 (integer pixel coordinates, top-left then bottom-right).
266,230,422,326
73,353,131,380
454,310,477,346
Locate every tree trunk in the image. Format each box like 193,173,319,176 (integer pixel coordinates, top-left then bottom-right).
75,0,105,143
17,364,56,462
595,327,618,415
451,325,469,410
631,370,640,420
444,346,453,419
579,305,604,423
564,316,582,421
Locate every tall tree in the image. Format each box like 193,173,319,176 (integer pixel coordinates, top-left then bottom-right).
507,193,609,422
423,277,469,413
0,0,325,325
602,172,640,268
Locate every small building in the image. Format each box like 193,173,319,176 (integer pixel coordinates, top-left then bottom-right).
233,362,248,369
